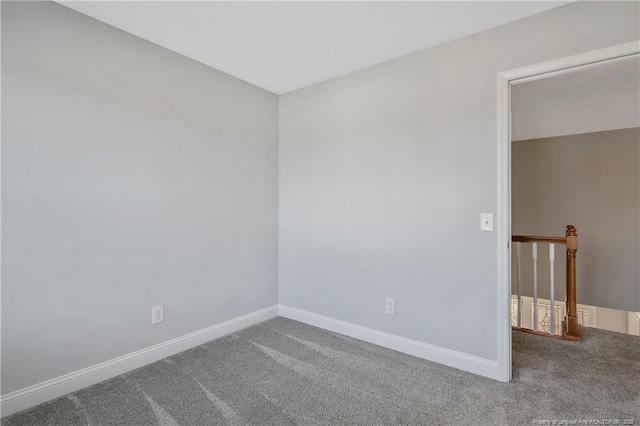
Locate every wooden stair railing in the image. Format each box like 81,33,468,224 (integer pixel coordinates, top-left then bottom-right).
564,225,581,341
512,225,582,342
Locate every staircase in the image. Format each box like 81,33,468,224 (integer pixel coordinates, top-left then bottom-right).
512,225,582,341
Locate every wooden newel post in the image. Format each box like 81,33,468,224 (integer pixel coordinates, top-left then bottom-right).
564,225,582,341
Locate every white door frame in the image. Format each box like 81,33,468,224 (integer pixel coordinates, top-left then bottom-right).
496,40,640,382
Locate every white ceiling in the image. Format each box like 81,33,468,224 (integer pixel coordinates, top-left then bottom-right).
60,1,570,94
512,56,640,141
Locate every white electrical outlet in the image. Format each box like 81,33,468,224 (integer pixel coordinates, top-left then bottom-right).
385,298,396,314
152,305,164,324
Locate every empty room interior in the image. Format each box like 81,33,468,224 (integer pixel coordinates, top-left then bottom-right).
1,1,639,425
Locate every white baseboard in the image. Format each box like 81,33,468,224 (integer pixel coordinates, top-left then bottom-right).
2,304,501,418
278,305,501,381
1,305,279,418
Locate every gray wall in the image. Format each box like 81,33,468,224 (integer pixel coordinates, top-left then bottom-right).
279,1,639,361
1,2,278,394
512,128,640,312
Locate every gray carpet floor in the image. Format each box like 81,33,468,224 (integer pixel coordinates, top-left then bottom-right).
2,317,639,425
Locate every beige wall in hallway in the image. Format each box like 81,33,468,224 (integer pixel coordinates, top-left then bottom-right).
512,128,640,312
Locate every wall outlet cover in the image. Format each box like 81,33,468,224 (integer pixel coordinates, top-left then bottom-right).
385,298,396,314
152,305,164,324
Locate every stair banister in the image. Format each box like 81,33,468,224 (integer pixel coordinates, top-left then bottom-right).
511,225,582,342
564,225,581,341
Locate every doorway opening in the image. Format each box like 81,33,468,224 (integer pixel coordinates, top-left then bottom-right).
496,41,640,382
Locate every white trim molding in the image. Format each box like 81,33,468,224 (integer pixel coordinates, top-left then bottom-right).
496,63,512,383
278,305,501,381
496,40,640,383
0,305,279,418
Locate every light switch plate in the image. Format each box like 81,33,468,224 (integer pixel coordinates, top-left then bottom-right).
480,213,493,231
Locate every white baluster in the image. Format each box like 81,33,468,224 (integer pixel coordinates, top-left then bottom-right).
532,243,538,331
549,244,555,335
516,242,522,328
